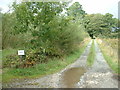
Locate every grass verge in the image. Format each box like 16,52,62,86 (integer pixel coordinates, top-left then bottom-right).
102,52,118,73
87,40,95,66
0,51,2,83
97,39,119,74
3,38,90,83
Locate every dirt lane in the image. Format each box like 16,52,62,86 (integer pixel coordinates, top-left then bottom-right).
3,40,118,88
3,41,92,88
59,40,92,88
77,40,118,88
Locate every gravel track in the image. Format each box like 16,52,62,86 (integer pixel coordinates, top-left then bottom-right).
3,40,118,88
3,41,92,88
77,40,118,88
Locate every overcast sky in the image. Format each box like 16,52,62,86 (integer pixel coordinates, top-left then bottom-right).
73,0,119,18
0,0,119,18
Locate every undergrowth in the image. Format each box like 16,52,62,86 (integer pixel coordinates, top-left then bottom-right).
3,38,90,83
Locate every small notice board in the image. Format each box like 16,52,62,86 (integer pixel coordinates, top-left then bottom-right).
18,50,25,55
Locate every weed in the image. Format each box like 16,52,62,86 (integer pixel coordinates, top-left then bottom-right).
87,40,95,66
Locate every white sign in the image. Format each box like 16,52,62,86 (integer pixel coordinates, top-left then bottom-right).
18,50,25,55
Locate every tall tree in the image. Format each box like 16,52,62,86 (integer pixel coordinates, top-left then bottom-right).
84,13,118,38
12,2,66,34
67,2,86,21
10,2,87,56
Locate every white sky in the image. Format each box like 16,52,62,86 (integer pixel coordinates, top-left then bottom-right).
0,0,119,18
72,0,119,18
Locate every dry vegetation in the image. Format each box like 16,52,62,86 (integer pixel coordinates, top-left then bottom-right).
97,38,118,73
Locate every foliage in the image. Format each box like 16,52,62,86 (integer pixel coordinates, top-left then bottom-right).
12,2,66,33
3,39,90,83
3,49,46,68
2,2,87,58
84,13,118,38
3,25,87,68
67,2,86,18
3,54,19,68
2,1,86,70
0,11,2,49
2,13,14,49
2,13,31,49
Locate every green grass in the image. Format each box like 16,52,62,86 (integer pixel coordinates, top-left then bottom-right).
2,48,17,58
0,51,2,64
0,51,1,58
0,51,2,83
3,40,90,83
87,40,95,66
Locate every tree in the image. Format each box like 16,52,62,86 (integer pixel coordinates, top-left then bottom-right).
12,2,66,34
0,10,2,49
9,2,87,57
84,13,118,38
2,13,15,49
67,2,85,17
67,2,86,22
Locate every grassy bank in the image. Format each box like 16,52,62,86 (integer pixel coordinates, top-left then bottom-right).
87,40,95,66
0,51,1,66
102,52,118,73
97,39,119,74
0,51,1,83
3,38,91,83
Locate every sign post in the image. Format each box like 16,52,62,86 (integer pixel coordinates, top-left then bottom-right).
18,50,25,63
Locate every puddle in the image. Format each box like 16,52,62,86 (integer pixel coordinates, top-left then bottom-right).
62,67,86,88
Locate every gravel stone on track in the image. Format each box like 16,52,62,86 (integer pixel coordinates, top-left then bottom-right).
77,40,118,88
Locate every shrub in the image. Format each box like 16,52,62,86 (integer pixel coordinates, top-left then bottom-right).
31,16,87,57
3,49,49,68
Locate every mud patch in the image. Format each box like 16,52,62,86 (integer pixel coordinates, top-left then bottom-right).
62,67,86,88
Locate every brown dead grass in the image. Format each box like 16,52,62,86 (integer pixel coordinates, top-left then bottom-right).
97,38,118,63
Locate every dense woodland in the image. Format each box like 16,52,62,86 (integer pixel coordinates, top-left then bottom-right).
1,2,119,68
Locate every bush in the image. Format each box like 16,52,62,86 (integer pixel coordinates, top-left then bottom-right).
3,49,50,68
3,54,19,68
3,16,88,68
32,16,87,57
